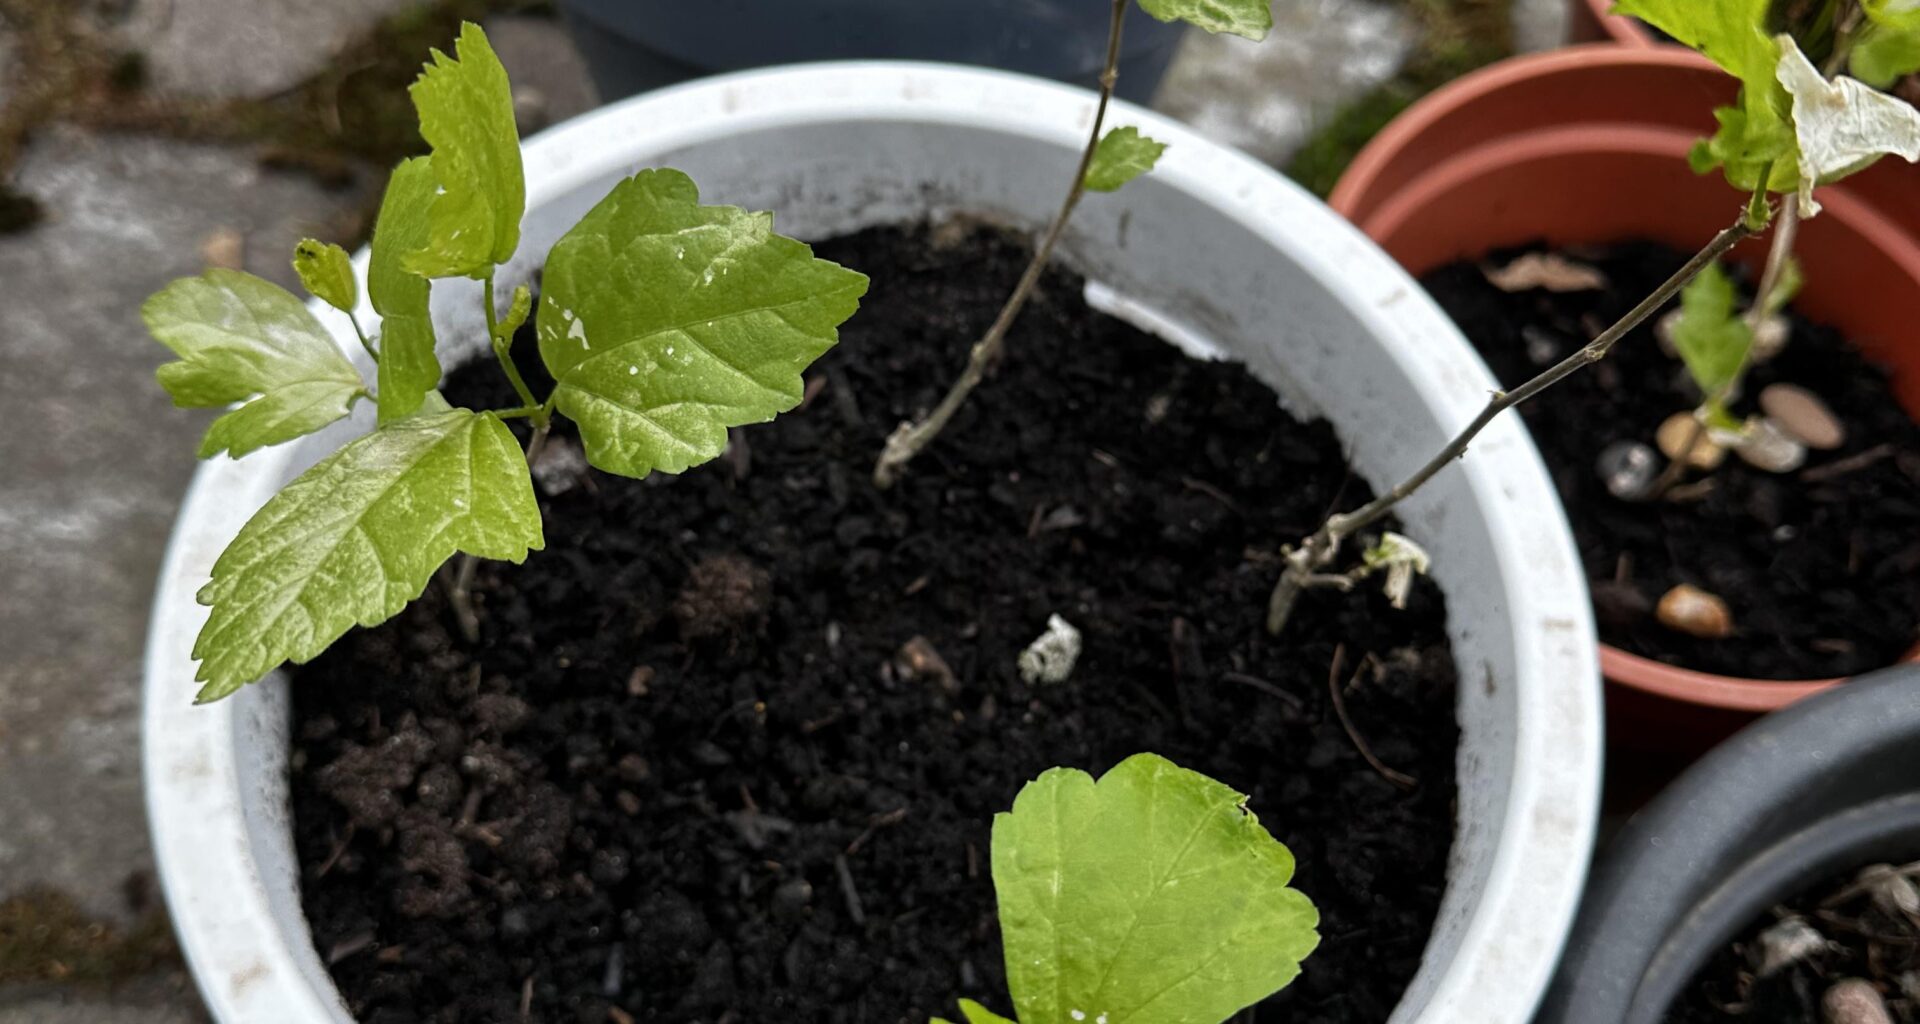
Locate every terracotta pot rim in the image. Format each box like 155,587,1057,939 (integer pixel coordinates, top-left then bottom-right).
1599,645,1844,711
1354,122,1702,244
1337,64,1920,714
1329,44,1714,221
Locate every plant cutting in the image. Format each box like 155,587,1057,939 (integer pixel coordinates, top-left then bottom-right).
142,53,1598,1024
1265,0,1920,639
143,23,868,702
872,0,1267,488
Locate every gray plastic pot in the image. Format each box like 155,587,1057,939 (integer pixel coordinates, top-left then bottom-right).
1540,664,1920,1023
556,0,1186,103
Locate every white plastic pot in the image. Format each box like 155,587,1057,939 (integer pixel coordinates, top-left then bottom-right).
144,62,1601,1024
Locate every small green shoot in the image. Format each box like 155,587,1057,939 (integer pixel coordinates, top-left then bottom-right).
146,23,866,701
936,754,1319,1024
1670,260,1754,411
291,240,356,314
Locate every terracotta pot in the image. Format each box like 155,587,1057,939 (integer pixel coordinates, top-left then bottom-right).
1566,0,1654,46
1330,46,1920,750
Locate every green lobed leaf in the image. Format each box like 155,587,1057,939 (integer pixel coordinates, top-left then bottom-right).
1616,0,1798,192
992,754,1319,1024
1135,0,1271,40
1865,0,1920,30
536,168,867,478
292,239,357,313
1854,0,1920,89
932,1000,1019,1024
403,22,524,279
1777,34,1920,213
1670,260,1753,397
190,408,542,701
145,269,365,460
1851,23,1920,88
369,157,443,423
1084,127,1168,193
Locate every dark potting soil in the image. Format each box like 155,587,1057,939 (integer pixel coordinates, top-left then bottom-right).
1423,242,1920,681
288,225,1462,1024
1666,858,1920,1023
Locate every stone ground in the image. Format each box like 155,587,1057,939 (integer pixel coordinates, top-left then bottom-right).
0,0,1562,1019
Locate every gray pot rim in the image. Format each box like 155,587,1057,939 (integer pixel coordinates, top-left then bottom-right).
1542,664,1920,1023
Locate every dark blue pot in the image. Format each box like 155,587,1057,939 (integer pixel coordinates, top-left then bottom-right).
558,0,1187,104
1539,664,1920,1024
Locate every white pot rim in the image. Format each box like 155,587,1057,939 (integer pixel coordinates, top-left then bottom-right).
144,60,1601,1024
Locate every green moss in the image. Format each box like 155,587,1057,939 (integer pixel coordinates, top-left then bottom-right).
0,0,550,243
0,889,178,987
1285,0,1514,197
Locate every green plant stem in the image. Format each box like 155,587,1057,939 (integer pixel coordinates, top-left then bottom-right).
448,272,554,642
446,418,549,643
870,0,1129,490
1265,210,1758,635
347,310,379,362
483,273,544,424
1825,1,1865,75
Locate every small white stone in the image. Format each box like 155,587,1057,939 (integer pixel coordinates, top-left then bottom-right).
1018,615,1082,685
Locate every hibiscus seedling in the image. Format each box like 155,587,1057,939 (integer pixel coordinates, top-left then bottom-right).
936,753,1320,1024
872,0,1272,488
145,23,867,702
1266,0,1920,632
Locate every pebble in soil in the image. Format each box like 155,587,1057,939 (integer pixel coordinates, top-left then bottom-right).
1668,859,1920,1023
290,225,1461,1024
1423,241,1920,682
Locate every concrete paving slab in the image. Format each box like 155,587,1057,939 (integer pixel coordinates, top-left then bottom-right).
111,0,431,100
1,975,206,1024
0,125,372,929
485,13,600,134
1154,0,1417,168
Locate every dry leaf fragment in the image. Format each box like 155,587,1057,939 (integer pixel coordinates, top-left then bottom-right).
1482,252,1609,293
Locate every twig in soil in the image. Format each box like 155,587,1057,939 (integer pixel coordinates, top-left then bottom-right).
315,823,355,878
326,931,375,965
1182,476,1246,517
834,854,867,926
966,841,980,880
1267,210,1758,634
846,807,910,857
457,788,483,828
608,1008,636,1024
1803,443,1896,484
872,0,1132,488
1665,478,1717,504
1220,671,1305,712
519,975,533,1019
1326,645,1418,791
